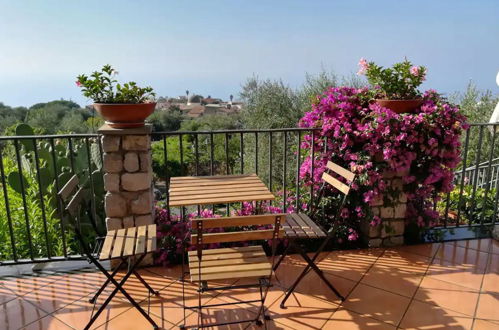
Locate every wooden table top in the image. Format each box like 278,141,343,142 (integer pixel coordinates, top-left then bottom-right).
168,174,275,207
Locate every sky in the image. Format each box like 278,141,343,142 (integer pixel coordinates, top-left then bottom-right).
0,0,498,107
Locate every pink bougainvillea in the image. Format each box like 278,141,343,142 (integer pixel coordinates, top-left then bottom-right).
298,87,467,239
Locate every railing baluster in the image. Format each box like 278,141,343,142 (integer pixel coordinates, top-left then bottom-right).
210,133,214,175
282,131,287,212
0,148,17,261
50,138,68,258
179,134,184,175
225,133,230,175
14,139,34,260
456,128,471,226
480,128,497,225
268,132,273,199
33,138,51,258
255,132,259,175
296,131,301,212
194,133,199,176
310,130,315,210
85,137,98,230
469,126,485,226
240,132,244,174
163,136,171,220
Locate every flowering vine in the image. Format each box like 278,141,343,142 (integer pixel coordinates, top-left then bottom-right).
298,87,467,241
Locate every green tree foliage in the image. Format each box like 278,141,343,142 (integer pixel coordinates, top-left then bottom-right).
148,105,184,132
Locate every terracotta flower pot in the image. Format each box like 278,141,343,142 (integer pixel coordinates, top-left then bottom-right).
375,99,424,114
93,103,156,128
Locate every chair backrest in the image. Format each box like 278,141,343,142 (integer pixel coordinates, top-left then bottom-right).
191,214,285,258
311,161,356,225
59,175,85,219
321,161,356,196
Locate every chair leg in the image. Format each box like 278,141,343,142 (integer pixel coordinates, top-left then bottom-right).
89,259,126,304
272,241,292,271
133,269,159,295
296,245,344,300
85,254,159,330
280,244,344,308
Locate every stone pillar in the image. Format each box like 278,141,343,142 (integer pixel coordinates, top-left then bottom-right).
98,124,154,266
362,170,408,248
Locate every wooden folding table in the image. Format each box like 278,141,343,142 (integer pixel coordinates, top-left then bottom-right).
168,174,275,208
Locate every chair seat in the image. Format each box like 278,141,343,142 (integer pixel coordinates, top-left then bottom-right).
99,224,157,260
188,246,272,282
282,213,327,239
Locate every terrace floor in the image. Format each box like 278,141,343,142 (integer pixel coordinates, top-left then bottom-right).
0,238,498,329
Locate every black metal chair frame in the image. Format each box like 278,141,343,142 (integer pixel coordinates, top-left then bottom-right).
58,176,159,330
274,163,355,308
180,214,283,329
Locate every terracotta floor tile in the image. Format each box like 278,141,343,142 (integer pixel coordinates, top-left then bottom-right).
293,270,356,304
2,274,58,296
274,262,312,289
473,319,499,330
360,264,423,297
179,296,265,329
51,292,132,329
23,315,73,330
475,292,499,321
414,277,479,316
375,249,431,274
214,278,285,310
453,238,493,253
0,297,48,329
141,279,223,326
436,244,489,270
22,273,98,313
491,240,499,255
322,307,396,329
277,251,331,267
143,265,184,281
316,249,381,281
0,283,18,306
95,305,171,330
394,242,442,258
341,283,411,326
267,290,339,329
399,300,473,329
426,258,486,290
482,255,499,294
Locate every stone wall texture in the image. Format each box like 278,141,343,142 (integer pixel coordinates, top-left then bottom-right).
361,170,408,248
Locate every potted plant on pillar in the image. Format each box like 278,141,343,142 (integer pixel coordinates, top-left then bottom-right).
76,65,156,128
358,58,427,113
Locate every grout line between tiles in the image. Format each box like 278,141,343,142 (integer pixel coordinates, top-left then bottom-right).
469,239,494,329
322,247,388,328
396,242,445,328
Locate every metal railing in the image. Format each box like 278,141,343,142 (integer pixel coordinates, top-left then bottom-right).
0,123,498,265
0,134,104,265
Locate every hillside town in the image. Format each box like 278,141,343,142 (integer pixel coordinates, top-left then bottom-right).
156,91,243,118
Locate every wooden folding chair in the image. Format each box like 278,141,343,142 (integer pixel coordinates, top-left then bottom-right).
274,161,356,308
58,175,159,330
181,214,285,329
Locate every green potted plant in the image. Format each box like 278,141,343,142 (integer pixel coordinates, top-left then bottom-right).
76,65,156,128
358,58,427,113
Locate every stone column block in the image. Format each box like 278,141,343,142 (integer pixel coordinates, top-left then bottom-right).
101,135,121,152
103,153,123,173
122,172,151,191
123,135,150,151
131,191,153,215
105,193,127,217
103,173,120,192
124,152,139,172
